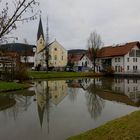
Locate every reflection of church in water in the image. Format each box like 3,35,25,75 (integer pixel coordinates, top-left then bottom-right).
34,80,68,128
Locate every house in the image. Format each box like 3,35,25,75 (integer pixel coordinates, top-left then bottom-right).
34,17,67,71
96,41,140,74
68,53,93,71
0,43,35,68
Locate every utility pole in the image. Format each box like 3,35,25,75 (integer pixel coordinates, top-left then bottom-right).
46,16,49,72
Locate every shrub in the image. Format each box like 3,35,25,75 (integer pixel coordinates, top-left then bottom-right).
14,63,29,81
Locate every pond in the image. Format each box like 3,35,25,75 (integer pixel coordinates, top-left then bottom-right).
0,77,140,140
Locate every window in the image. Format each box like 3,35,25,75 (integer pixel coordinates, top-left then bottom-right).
129,50,135,57
136,50,140,57
115,58,117,62
54,55,57,60
40,39,43,44
54,48,57,51
127,66,129,70
118,66,121,72
49,55,51,60
127,58,129,62
115,66,117,72
133,66,137,71
133,58,137,62
127,79,129,84
62,56,63,60
118,58,120,62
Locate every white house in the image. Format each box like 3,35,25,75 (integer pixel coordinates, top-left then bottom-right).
68,54,93,71
96,41,140,74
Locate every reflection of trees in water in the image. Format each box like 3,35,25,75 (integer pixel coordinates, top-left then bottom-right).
1,93,32,120
85,80,105,119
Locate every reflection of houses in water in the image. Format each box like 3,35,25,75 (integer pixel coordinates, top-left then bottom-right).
34,80,68,127
112,78,140,103
68,78,102,90
68,78,140,107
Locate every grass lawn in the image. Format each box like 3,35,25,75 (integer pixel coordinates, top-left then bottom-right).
29,71,103,79
0,81,28,92
66,110,140,140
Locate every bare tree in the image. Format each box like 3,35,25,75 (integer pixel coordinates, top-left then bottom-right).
0,0,40,42
87,31,103,72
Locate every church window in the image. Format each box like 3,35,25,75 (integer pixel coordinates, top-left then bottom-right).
54,48,57,51
55,55,57,60
49,55,51,60
40,39,43,44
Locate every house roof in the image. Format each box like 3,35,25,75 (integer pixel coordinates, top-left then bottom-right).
97,41,140,58
37,17,44,40
0,43,35,56
68,54,84,63
68,53,91,63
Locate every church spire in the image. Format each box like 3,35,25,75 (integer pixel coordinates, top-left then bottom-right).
37,17,44,40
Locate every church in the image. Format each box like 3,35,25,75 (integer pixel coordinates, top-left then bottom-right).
34,17,67,71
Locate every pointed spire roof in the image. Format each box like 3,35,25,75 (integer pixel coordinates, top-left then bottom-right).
37,17,44,40
37,104,45,128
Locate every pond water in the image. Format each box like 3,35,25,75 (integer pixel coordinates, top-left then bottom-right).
0,77,140,140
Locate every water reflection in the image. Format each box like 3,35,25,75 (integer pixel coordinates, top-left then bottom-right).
0,78,140,140
85,79,105,119
34,80,68,130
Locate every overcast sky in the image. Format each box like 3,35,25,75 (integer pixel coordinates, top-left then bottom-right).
12,0,140,50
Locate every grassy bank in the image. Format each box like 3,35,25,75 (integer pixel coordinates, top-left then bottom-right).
29,71,103,79
67,110,140,140
0,82,28,92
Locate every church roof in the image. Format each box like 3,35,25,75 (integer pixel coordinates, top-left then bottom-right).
37,17,44,40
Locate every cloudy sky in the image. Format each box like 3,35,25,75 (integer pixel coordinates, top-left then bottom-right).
13,0,140,50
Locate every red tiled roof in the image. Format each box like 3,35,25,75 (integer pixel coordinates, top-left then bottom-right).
68,54,83,63
97,41,140,58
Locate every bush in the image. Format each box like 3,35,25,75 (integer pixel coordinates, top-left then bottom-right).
14,63,29,81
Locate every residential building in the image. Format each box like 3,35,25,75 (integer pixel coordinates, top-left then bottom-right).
0,43,35,68
68,53,93,71
97,41,140,74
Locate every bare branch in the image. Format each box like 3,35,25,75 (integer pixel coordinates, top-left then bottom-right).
0,0,40,40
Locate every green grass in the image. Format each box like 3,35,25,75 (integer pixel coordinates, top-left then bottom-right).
66,110,140,140
29,71,103,79
0,81,28,92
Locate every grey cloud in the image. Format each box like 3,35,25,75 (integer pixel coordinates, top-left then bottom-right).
11,0,140,49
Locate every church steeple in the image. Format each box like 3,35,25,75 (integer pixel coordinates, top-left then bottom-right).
37,17,44,40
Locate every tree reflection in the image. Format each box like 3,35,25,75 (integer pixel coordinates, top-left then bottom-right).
85,79,105,119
